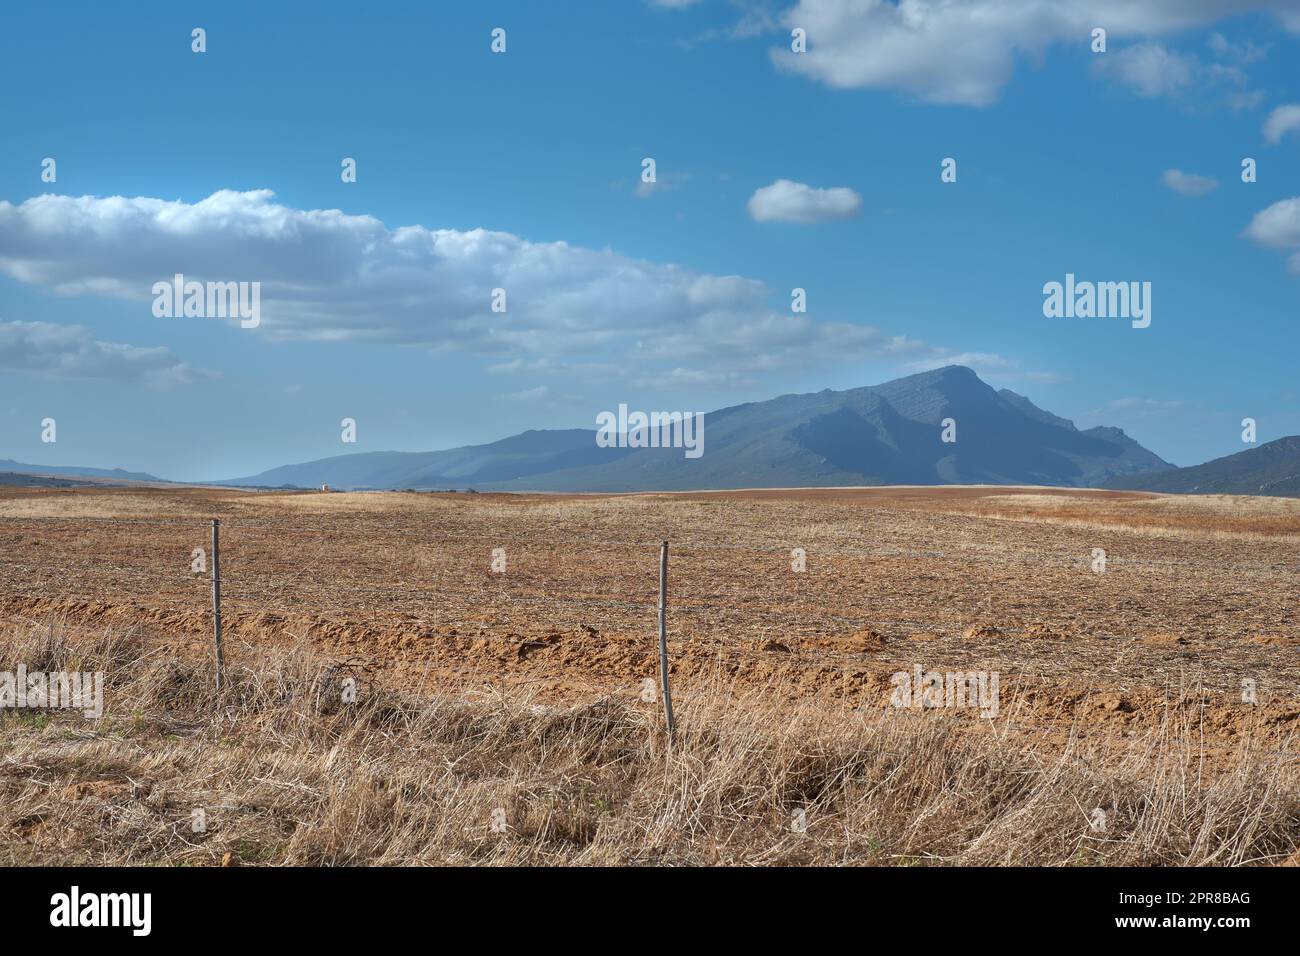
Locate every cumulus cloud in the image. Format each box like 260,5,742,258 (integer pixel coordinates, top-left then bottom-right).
768,0,1295,106
1242,196,1300,272
746,179,862,223
0,320,207,386
1092,38,1263,107
1263,104,1300,144
0,189,924,382
1162,169,1219,197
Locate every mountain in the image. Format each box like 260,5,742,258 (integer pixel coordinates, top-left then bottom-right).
215,429,633,491
0,459,163,483
219,366,1173,492
1103,436,1300,497
0,473,85,488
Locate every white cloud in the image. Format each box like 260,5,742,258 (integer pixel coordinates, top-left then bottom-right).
904,351,1061,385
1162,169,1219,197
1207,32,1266,64
634,171,689,199
0,190,762,352
641,311,922,365
1263,104,1300,144
1096,42,1196,98
1225,87,1266,112
767,0,1296,106
504,385,552,402
1093,39,1262,108
677,4,780,47
0,319,206,386
906,352,1015,373
0,189,922,382
1242,196,1300,273
636,367,746,388
746,179,862,223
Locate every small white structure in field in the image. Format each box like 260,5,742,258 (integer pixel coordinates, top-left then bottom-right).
321,483,331,493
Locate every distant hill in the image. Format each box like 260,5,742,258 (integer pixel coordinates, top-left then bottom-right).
0,472,84,488
0,459,163,483
214,428,632,491
1104,436,1300,497
218,366,1173,492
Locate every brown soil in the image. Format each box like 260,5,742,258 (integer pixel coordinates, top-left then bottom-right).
1,484,1297,760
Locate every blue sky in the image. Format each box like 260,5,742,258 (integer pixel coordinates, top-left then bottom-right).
2,0,1300,479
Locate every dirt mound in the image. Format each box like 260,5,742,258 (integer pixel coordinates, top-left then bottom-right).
1092,692,1134,713
1248,635,1299,647
847,628,888,651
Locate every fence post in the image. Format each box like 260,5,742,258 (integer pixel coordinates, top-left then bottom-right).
212,518,224,691
658,540,675,741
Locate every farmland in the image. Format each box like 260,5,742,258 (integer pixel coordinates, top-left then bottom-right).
1,484,1297,864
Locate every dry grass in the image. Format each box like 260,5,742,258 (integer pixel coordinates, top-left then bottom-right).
0,490,209,521
2,624,1296,867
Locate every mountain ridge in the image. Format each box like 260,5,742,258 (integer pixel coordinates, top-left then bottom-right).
1103,435,1300,497
215,366,1175,492
0,459,163,483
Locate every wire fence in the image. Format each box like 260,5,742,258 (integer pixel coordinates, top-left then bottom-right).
1,509,1296,708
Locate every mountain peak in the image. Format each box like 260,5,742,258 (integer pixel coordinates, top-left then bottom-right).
900,365,992,395
219,366,1171,492
896,364,981,385
934,363,979,377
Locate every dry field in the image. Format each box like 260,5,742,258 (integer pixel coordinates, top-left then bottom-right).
1,484,1298,865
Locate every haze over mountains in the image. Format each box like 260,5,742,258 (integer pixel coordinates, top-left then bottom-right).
12,367,1297,495
1104,436,1300,497
216,366,1175,492
0,460,162,483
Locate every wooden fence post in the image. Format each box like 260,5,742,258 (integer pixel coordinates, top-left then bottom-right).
212,518,224,691
658,540,675,740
